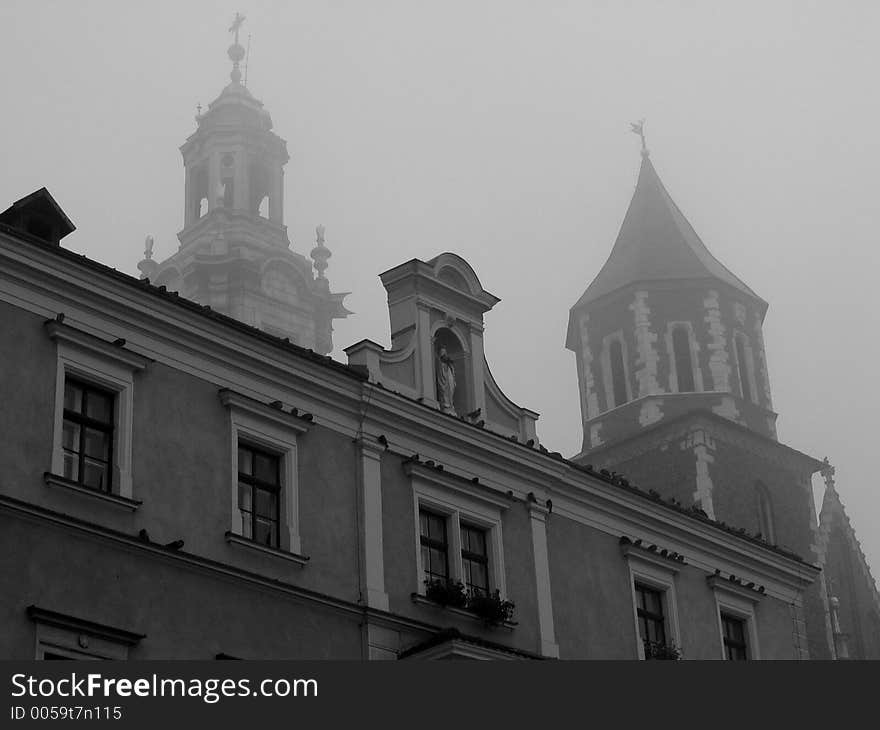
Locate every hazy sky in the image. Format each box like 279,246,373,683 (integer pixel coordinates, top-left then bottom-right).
2,1,878,577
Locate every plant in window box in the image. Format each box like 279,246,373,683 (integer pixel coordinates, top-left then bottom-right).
467,589,516,625
424,578,468,609
644,640,682,660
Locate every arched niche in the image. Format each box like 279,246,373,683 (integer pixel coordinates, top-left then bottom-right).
433,326,470,417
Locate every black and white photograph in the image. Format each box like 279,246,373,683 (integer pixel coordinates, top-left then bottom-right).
1,1,878,716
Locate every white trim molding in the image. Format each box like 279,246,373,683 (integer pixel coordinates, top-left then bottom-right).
622,545,682,659
358,436,389,611
707,574,763,660
46,321,149,500
528,502,559,657
219,389,310,556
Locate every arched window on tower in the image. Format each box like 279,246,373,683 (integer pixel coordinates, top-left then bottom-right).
672,326,696,392
735,333,754,403
610,339,628,408
755,482,775,544
190,164,209,221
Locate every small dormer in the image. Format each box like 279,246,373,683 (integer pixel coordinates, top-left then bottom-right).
0,188,75,246
346,253,539,443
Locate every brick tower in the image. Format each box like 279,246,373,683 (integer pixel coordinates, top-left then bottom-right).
566,142,835,658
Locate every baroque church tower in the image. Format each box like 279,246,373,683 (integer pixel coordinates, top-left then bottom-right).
138,16,349,354
566,140,839,658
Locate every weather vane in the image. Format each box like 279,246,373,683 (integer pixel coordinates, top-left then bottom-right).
630,118,648,156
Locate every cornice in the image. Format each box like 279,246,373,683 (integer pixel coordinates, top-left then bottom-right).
45,320,151,371
219,389,312,434
706,574,765,604
583,409,822,474
26,605,145,646
620,539,686,573
404,460,516,510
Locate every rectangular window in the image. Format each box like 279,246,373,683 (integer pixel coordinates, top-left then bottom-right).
461,523,489,595
419,509,449,583
61,378,114,492
721,613,748,660
635,583,667,659
237,443,281,548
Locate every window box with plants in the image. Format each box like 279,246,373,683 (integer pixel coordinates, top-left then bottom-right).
415,579,517,628
643,640,682,660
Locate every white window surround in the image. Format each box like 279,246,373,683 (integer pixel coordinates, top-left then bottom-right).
707,575,762,660
732,330,759,405
406,463,509,599
601,330,632,411
622,546,682,660
28,605,143,660
665,321,704,393
219,389,309,557
46,321,148,500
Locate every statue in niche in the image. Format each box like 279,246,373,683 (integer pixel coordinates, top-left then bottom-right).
436,346,457,415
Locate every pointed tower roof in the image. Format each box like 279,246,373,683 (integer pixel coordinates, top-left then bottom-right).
572,154,766,314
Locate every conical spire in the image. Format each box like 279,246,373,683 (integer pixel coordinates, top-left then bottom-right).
572,154,765,313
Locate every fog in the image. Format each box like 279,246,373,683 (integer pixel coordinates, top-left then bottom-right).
2,1,877,576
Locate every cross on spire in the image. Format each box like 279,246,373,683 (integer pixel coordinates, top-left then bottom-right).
227,13,247,84
229,12,246,45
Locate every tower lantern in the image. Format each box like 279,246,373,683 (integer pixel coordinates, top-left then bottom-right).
145,15,350,353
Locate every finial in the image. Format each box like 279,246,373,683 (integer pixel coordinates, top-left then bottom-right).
630,119,649,157
311,225,331,283
227,13,247,84
137,235,158,280
821,457,836,491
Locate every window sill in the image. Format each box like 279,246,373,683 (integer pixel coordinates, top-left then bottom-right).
410,594,516,630
224,532,310,566
43,472,141,511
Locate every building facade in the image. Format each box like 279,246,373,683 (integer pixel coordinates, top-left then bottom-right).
0,32,877,661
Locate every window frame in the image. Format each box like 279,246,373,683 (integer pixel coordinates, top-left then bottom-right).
220,390,309,557
460,521,490,595
237,441,283,549
622,547,682,660
61,377,116,493
419,507,451,584
409,468,508,599
720,612,749,660
601,330,633,411
47,322,147,501
707,576,762,660
634,582,668,657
